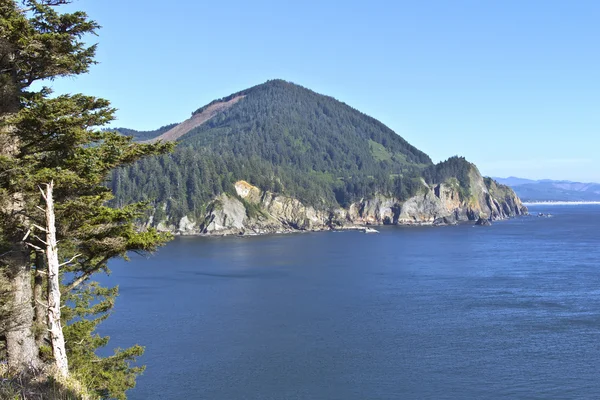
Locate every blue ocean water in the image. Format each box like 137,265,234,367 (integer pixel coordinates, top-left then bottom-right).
98,205,600,399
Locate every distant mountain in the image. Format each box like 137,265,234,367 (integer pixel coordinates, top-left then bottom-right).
492,176,538,186
493,177,600,202
110,80,526,234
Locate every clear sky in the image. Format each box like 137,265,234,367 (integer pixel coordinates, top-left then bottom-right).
49,0,599,182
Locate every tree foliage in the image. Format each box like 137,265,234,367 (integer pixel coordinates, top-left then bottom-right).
62,283,144,400
112,80,435,223
0,1,173,397
422,156,474,200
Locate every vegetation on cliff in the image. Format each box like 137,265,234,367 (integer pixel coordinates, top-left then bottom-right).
423,156,475,200
112,81,492,224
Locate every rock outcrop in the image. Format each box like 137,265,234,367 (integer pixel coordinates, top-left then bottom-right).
475,217,492,226
201,194,247,234
155,168,527,236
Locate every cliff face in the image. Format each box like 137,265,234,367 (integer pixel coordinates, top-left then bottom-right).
156,165,527,236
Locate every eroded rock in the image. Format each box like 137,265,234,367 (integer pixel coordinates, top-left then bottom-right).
151,169,527,235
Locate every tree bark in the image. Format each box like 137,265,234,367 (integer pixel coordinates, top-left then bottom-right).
33,253,47,348
43,181,69,377
5,244,41,373
0,40,40,373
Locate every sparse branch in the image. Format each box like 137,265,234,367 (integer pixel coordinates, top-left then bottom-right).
32,234,48,246
35,298,48,309
61,255,110,295
39,185,48,201
59,253,81,267
32,224,47,232
25,242,43,251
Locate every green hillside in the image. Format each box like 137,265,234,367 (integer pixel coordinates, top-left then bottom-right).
111,80,470,223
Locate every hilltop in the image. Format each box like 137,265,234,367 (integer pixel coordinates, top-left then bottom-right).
111,80,526,234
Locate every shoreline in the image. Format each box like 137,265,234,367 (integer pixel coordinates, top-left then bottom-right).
172,216,524,238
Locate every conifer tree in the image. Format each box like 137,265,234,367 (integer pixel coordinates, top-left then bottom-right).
0,2,173,395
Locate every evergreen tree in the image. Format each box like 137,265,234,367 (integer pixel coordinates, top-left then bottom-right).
0,1,172,397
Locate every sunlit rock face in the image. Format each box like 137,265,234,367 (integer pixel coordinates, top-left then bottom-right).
168,172,527,236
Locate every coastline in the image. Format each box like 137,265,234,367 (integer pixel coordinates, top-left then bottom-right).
173,216,524,238
156,175,528,237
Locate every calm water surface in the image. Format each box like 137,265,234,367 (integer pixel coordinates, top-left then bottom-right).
99,205,600,399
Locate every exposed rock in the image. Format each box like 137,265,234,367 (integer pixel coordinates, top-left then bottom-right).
151,167,527,236
433,216,458,226
200,194,247,235
475,217,492,226
346,195,398,225
397,189,448,224
234,180,262,204
156,221,176,233
484,177,527,219
261,193,328,230
178,216,197,234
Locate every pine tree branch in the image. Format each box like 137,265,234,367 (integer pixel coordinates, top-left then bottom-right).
25,242,44,252
59,254,81,267
35,299,49,309
32,224,48,233
39,185,48,201
32,234,48,246
61,255,110,295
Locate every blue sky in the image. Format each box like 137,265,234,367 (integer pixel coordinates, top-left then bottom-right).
49,0,599,182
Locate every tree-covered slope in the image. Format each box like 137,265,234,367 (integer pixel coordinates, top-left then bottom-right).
111,80,439,222
111,80,514,225
180,80,432,170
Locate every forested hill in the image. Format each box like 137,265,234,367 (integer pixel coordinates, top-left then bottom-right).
111,80,475,224
117,79,432,166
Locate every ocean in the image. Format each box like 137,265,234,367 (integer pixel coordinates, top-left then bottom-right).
97,204,600,399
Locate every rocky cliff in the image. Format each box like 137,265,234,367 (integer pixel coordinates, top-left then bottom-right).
151,164,527,236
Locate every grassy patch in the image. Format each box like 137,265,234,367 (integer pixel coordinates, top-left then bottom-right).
0,365,91,400
368,140,392,162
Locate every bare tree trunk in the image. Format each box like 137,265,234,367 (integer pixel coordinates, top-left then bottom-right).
42,181,68,377
33,253,47,348
5,245,41,373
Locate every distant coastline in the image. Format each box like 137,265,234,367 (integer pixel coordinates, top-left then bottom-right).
524,201,600,205
493,177,600,204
